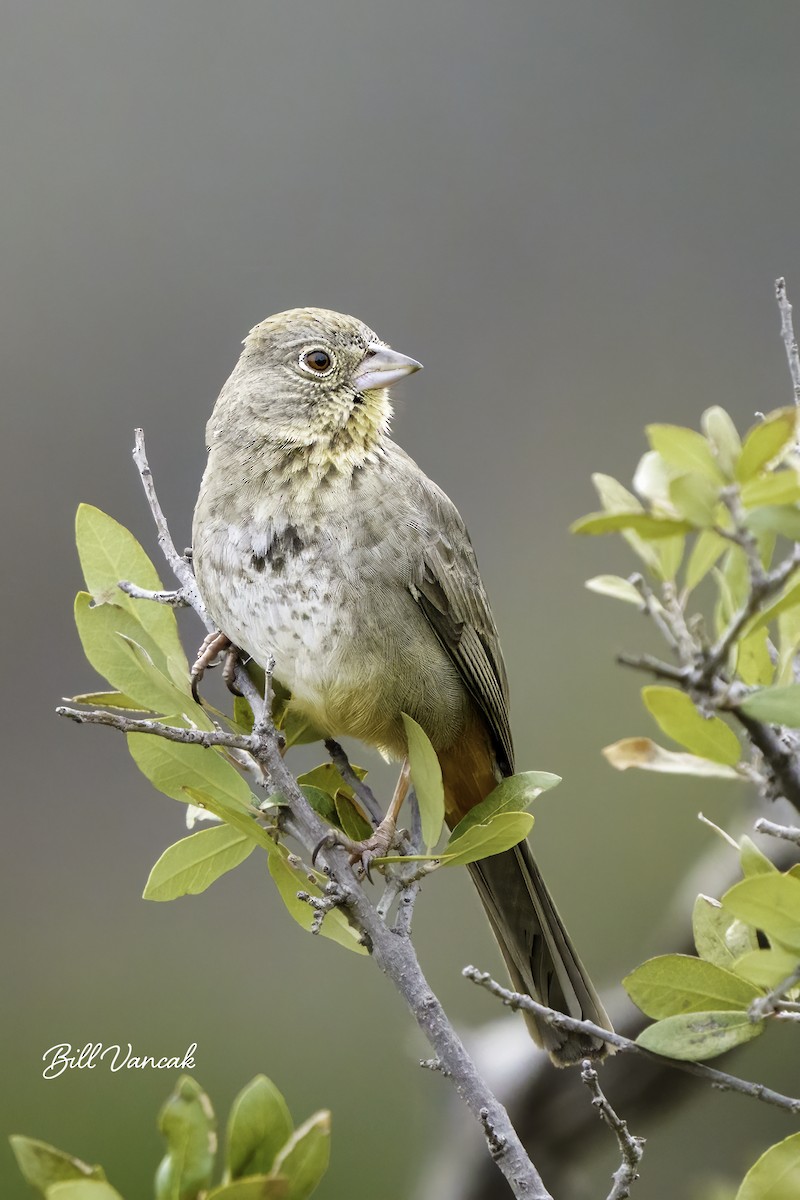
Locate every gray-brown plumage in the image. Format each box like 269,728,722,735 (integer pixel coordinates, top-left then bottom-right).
192,307,611,1063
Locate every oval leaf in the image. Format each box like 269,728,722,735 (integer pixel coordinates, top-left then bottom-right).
143,826,254,902
226,1075,293,1181
571,512,692,538
736,1131,800,1200
448,771,558,844
127,734,255,816
623,955,762,1019
692,895,757,968
722,874,800,951
401,713,444,850
642,687,741,765
10,1137,105,1192
441,811,534,867
155,1075,216,1200
266,846,367,955
270,1111,331,1200
584,575,644,605
684,529,727,593
735,409,798,483
646,424,725,482
738,685,800,727
732,947,800,989
208,1179,289,1200
636,1010,764,1061
702,406,741,477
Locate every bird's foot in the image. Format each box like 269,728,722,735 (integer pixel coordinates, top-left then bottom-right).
312,816,402,882
191,630,241,701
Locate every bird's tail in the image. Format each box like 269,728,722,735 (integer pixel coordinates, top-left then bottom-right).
440,729,612,1066
467,842,611,1064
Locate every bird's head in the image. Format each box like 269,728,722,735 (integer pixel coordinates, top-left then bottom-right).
208,308,422,466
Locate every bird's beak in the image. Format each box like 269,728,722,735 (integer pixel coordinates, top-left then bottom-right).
353,344,423,393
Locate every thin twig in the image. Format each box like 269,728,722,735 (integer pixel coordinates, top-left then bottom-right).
750,963,800,1021
616,653,690,684
776,277,800,405
754,817,800,846
580,1061,645,1200
463,968,800,1116
118,581,189,606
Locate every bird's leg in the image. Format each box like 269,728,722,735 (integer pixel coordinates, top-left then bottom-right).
313,760,411,881
191,630,233,701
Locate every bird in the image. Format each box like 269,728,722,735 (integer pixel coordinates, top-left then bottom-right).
192,307,611,1064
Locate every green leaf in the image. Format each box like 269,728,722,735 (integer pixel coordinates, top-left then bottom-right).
744,578,800,636
642,687,741,765
278,709,326,748
584,575,643,605
208,1180,288,1199
440,811,534,867
299,785,338,826
738,685,800,727
590,473,662,574
10,1137,106,1192
732,947,800,989
735,409,797,483
602,738,741,778
702,406,741,478
46,1185,124,1200
270,1112,331,1200
74,594,197,716
296,762,367,800
448,771,558,844
646,424,726,483
76,504,189,684
266,845,367,955
684,529,728,593
334,794,372,842
127,734,256,816
401,713,445,850
655,534,684,583
741,470,800,509
623,954,762,1019
692,896,757,968
232,696,255,734
570,511,693,538
739,835,778,877
635,1010,764,1061
68,691,154,711
669,474,721,527
722,874,800,951
736,626,774,687
746,505,800,539
736,1131,800,1200
154,1075,216,1200
226,1075,293,1182
118,636,208,720
143,826,255,901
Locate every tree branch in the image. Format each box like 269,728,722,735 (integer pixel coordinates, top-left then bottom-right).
580,1061,644,1200
463,968,800,1116
776,276,800,406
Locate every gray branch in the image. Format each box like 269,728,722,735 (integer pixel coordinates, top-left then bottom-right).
776,277,800,405
463,968,800,1116
754,817,800,846
580,1061,644,1200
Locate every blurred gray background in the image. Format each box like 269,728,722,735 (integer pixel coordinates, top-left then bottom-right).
4,2,800,1196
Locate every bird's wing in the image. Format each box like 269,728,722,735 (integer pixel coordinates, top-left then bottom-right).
408,484,515,774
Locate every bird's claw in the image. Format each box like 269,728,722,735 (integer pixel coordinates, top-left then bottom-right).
191,631,240,702
311,820,399,883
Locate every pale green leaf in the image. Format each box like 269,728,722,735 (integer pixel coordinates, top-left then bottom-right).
684,529,727,593
739,835,778,877
270,1112,331,1200
642,687,741,765
746,505,800,539
735,409,798,483
591,472,662,573
623,954,761,1018
736,626,774,688
702,406,741,477
571,512,693,538
736,1131,800,1200
635,1010,764,1060
334,794,372,842
441,811,534,866
46,1185,124,1200
738,684,800,727
128,734,256,816
654,534,685,583
448,771,558,844
632,450,682,512
207,1179,288,1199
226,1075,293,1182
299,785,338,825
602,738,740,778
741,470,800,509
692,895,757,968
584,575,644,605
401,713,445,850
646,424,725,483
722,874,800,950
155,1075,215,1200
732,947,800,989
669,474,721,527
76,504,189,684
743,578,800,637
68,691,154,711
10,1137,105,1192
296,762,367,799
143,825,255,901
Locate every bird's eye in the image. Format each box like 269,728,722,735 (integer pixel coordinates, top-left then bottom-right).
302,348,333,374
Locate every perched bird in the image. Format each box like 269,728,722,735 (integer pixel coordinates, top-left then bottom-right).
192,308,611,1064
